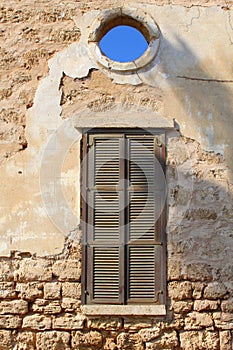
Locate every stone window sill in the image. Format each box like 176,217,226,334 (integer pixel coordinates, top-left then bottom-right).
81,304,166,316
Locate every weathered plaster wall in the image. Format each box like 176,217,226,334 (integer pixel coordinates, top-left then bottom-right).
0,2,233,349
1,3,233,255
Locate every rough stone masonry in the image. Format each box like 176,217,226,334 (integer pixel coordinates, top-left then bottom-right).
0,0,233,349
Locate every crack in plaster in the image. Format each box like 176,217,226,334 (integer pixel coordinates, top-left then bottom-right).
227,10,233,44
177,75,233,83
185,7,201,31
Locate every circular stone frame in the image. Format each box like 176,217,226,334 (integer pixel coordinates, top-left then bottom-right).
88,7,161,72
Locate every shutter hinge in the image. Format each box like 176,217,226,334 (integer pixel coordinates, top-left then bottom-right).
155,137,162,147
154,290,163,303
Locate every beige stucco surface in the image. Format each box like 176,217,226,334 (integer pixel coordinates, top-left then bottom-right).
0,5,232,256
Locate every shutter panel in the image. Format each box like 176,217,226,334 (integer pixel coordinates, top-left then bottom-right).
93,192,120,241
127,136,165,243
129,137,155,189
91,246,120,302
127,245,164,302
85,134,124,304
126,134,166,304
128,246,155,299
94,138,120,187
129,192,156,241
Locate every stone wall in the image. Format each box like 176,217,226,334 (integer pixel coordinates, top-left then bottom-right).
0,1,233,349
0,135,232,349
0,235,232,350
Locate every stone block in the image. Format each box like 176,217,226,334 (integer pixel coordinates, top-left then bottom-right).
163,315,185,331
117,333,144,350
184,312,213,330
32,299,62,314
194,300,219,312
167,259,182,281
0,262,14,282
36,331,70,350
186,263,213,282
22,314,51,330
0,315,22,329
72,330,102,349
53,313,85,330
0,282,16,299
16,282,43,300
204,283,227,300
62,282,81,298
145,330,179,349
104,338,118,350
168,281,192,301
213,312,233,330
192,283,205,299
61,298,81,312
123,318,153,331
171,300,193,314
87,317,122,330
52,260,81,281
221,298,233,313
180,331,219,350
15,259,52,282
139,327,162,342
0,300,28,314
15,332,35,350
220,330,232,350
44,282,61,299
0,330,12,349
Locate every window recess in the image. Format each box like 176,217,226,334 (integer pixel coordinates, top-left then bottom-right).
82,129,166,306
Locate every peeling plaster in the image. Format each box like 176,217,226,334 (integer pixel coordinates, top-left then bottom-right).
0,5,233,256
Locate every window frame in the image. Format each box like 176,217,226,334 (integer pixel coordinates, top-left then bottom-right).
81,128,167,308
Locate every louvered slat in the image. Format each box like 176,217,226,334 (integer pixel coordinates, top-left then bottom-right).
128,246,155,299
129,192,157,241
94,192,120,241
129,138,155,188
93,247,120,300
95,138,120,187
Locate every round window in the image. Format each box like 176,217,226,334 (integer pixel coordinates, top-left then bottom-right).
88,8,161,72
99,25,149,63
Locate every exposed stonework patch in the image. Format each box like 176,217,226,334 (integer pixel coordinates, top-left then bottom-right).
180,331,220,350
0,330,12,349
60,70,164,119
15,332,35,350
72,330,103,349
145,330,179,349
36,331,71,350
0,238,230,347
117,333,144,350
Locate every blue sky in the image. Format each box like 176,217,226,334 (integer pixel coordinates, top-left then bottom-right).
99,25,148,62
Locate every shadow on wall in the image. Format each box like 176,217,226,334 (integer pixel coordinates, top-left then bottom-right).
165,129,233,297
142,35,233,295
152,35,233,176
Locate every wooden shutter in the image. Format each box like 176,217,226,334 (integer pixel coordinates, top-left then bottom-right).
83,130,166,305
126,134,166,304
85,134,124,304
